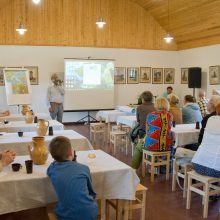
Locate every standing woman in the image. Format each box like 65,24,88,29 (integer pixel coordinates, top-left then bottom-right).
132,97,173,169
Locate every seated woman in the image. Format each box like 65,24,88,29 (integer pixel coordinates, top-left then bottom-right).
136,91,155,138
168,94,182,124
198,95,220,145
0,150,16,171
132,97,173,169
0,110,10,117
182,95,202,124
192,103,220,177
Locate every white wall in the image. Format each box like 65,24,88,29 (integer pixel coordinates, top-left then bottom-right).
179,44,220,97
0,44,219,122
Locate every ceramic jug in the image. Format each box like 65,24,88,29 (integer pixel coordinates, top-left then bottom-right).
25,111,34,124
21,105,30,116
36,119,49,136
28,136,48,165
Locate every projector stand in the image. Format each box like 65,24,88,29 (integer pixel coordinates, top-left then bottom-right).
77,111,98,124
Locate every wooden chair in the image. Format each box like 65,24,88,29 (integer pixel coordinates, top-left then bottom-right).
172,158,193,198
90,122,106,146
112,124,131,133
110,130,128,156
142,150,170,182
106,184,147,220
186,170,220,218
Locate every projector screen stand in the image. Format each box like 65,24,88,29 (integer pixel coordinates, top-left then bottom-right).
76,111,98,124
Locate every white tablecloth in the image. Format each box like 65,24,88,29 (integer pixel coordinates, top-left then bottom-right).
171,124,200,148
0,120,64,133
0,150,139,214
117,115,138,128
0,113,51,122
96,110,127,123
116,106,136,115
0,130,93,155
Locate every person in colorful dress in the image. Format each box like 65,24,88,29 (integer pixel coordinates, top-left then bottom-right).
131,97,173,169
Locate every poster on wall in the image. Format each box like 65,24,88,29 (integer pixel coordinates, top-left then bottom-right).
3,68,32,105
209,65,220,85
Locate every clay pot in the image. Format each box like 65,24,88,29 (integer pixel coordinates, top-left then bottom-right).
25,111,34,124
36,119,49,136
21,105,30,116
28,136,48,165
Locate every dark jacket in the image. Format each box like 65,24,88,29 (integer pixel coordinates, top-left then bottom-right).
198,111,216,144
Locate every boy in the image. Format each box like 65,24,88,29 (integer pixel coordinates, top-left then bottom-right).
47,136,98,220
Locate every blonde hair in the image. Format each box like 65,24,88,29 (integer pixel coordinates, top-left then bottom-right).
154,97,170,111
168,94,179,105
208,95,220,112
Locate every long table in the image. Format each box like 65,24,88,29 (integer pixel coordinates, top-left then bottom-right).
0,130,93,155
0,113,51,122
0,150,139,216
171,124,200,148
117,115,137,128
116,118,200,148
0,120,64,133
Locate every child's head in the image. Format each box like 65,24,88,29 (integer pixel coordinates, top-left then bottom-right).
49,136,73,162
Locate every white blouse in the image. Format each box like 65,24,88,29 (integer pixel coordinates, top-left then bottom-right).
192,116,220,171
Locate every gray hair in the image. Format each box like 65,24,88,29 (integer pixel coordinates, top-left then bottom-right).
141,91,153,102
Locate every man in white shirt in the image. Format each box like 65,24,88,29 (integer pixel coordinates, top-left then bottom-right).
47,73,65,123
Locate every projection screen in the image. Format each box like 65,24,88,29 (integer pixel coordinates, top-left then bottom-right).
64,59,114,111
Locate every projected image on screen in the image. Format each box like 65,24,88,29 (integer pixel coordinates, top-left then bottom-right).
65,60,114,90
64,59,115,111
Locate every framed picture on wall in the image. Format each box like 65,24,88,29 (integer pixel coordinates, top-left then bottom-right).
140,67,151,83
24,66,39,85
114,67,126,84
209,65,220,85
127,67,139,84
0,67,5,86
152,68,163,84
164,68,175,84
181,68,188,84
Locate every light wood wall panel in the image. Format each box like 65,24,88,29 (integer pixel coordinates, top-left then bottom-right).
0,0,177,50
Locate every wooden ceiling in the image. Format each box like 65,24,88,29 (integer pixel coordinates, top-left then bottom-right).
132,0,220,50
0,0,220,50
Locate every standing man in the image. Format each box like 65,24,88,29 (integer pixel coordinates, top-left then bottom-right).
197,89,209,117
47,73,65,123
162,86,173,99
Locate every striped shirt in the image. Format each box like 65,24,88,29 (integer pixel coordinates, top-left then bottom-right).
197,98,209,117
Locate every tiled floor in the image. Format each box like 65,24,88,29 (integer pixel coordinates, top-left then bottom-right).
1,124,219,220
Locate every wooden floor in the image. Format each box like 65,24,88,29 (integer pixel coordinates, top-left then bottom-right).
1,124,220,220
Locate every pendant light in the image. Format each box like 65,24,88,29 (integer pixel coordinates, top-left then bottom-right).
16,0,27,35
164,0,173,43
96,0,106,28
32,0,41,4
16,23,27,35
